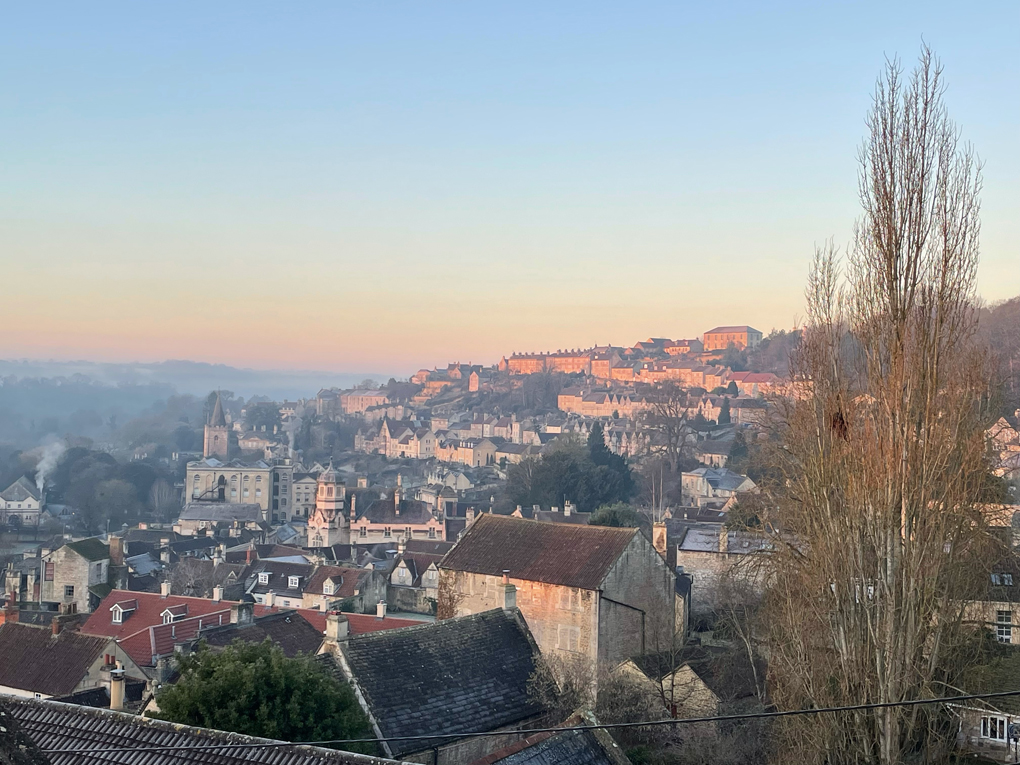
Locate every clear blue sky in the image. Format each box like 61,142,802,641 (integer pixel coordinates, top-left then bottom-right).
1,2,1017,374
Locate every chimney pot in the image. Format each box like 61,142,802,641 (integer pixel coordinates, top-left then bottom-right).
51,616,61,636
109,661,126,711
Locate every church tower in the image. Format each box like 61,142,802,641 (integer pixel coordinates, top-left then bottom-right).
308,462,349,547
204,392,230,459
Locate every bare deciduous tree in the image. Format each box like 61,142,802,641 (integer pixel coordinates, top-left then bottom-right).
762,46,995,764
149,478,176,522
643,382,694,473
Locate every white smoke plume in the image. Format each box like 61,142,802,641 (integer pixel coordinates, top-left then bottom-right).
283,417,303,457
34,439,67,494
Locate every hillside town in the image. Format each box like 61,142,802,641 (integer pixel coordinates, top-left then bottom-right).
2,312,1019,765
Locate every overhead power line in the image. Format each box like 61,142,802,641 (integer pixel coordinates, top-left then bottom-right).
36,688,1020,756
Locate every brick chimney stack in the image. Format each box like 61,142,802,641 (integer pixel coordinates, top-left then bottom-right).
109,536,125,566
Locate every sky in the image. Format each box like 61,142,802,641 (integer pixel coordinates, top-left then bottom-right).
1,2,1017,377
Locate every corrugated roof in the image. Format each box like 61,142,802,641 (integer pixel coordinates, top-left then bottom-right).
440,514,636,590
3,697,404,764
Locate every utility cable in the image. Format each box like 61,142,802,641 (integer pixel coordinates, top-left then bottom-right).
36,688,1020,756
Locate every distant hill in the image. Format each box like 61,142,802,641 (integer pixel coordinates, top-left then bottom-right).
0,359,392,401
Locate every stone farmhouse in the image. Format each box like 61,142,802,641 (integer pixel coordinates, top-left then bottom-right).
439,514,676,667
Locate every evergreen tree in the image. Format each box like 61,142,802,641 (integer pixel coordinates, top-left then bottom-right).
718,399,731,425
153,640,374,752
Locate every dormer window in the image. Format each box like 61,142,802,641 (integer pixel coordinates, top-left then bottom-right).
323,581,334,596
992,573,1014,586
163,612,173,625
288,575,300,589
258,572,271,585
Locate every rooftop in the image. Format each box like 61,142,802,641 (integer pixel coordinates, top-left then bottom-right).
440,514,636,590
339,609,546,757
2,696,402,765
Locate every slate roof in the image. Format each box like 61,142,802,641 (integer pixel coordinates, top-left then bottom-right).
404,540,455,556
471,727,629,765
198,610,324,657
304,566,367,599
339,609,547,757
1,475,40,502
179,503,264,523
2,697,403,765
358,498,435,525
63,537,110,562
0,623,111,697
440,514,637,590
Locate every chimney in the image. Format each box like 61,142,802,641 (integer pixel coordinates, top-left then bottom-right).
551,506,559,514
160,581,171,598
230,602,254,626
213,546,224,568
325,611,349,642
564,502,573,517
376,600,387,620
109,536,125,566
397,538,406,555
265,591,275,607
718,525,728,554
246,545,254,565
109,662,125,711
212,585,224,603
501,571,517,611
160,547,170,565
466,507,475,524
653,522,668,558
1,595,18,626
51,616,62,636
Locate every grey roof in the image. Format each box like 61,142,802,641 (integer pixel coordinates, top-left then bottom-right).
1,475,40,502
2,697,404,764
339,609,547,757
480,727,628,765
125,553,162,577
179,503,263,523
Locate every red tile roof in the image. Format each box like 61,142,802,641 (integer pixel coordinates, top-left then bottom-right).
440,514,637,590
82,590,275,667
295,610,419,635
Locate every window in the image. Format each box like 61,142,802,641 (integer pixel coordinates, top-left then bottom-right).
982,716,1007,740
993,573,1015,586
112,608,122,624
256,476,262,483
559,589,582,612
243,489,249,497
428,527,436,539
360,527,367,538
323,580,335,596
557,625,580,653
64,585,75,599
997,610,1012,643
384,527,391,538
281,498,287,507
288,575,300,589
256,489,262,497
258,572,271,585
231,475,238,484
162,613,173,625
44,562,54,581
405,527,412,539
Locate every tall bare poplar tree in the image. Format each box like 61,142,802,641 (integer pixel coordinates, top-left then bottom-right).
763,47,993,764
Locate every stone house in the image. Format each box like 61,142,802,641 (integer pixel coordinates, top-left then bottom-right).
0,621,147,700
40,538,111,614
340,389,389,414
386,549,442,614
0,477,43,528
702,326,763,352
333,607,552,765
681,468,756,505
674,525,770,618
301,565,384,614
439,514,676,668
